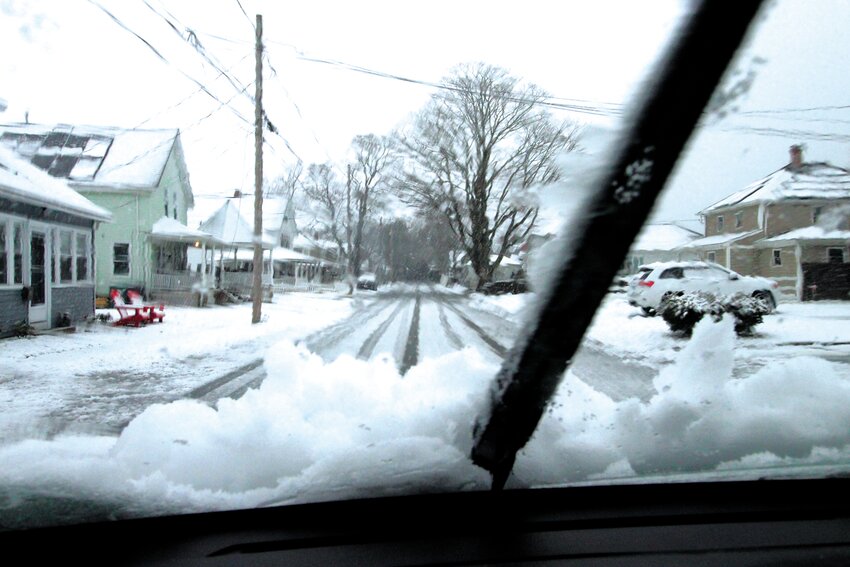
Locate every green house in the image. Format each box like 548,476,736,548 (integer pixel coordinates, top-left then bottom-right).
0,123,195,300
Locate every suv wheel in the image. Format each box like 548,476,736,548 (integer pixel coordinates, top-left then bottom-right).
753,290,776,311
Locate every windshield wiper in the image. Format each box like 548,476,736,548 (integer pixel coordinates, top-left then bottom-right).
471,0,767,490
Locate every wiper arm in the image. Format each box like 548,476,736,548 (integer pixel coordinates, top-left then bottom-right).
471,0,766,490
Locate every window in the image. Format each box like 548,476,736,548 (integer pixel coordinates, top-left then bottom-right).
734,211,743,228
13,222,23,284
828,247,845,264
76,233,90,281
659,267,683,279
773,249,782,266
113,243,130,275
54,228,92,284
59,230,73,283
0,220,7,284
707,251,716,263
2,2,850,555
813,206,823,224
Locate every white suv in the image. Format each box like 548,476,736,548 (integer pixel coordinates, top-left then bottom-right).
627,261,780,315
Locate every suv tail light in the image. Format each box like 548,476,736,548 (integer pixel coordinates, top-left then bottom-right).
639,280,654,288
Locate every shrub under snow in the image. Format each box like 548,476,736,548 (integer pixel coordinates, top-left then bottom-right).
659,291,770,337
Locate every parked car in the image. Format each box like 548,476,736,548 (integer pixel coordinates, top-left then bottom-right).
627,261,779,315
356,273,377,291
481,278,528,295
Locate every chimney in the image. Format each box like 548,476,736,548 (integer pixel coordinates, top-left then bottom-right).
789,144,804,169
233,189,242,198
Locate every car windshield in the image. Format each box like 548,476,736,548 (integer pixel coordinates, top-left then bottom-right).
2,0,850,531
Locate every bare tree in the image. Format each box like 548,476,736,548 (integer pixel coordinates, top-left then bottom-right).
396,63,579,289
266,160,303,201
347,134,394,286
300,134,394,294
300,162,347,260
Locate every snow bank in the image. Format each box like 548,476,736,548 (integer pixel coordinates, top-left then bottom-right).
515,315,850,485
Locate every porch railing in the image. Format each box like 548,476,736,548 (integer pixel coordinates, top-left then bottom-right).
151,271,205,291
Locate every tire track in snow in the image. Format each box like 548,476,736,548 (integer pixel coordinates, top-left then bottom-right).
299,298,393,355
436,301,465,350
440,300,508,357
399,293,422,375
357,299,408,360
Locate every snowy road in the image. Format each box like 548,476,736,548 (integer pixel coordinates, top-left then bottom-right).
299,286,658,401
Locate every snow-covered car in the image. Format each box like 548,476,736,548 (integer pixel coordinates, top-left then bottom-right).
481,278,528,295
356,273,377,291
627,261,779,315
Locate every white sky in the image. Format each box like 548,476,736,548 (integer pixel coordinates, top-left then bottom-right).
2,0,850,227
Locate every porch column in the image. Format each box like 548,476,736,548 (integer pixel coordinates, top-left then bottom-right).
201,242,208,287
795,243,803,300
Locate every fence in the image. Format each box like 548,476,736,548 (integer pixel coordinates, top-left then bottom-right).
273,279,346,294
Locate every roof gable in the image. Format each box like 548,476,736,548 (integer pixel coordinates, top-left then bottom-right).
199,198,277,248
702,161,850,214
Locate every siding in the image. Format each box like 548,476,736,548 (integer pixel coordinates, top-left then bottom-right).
705,205,760,237
756,247,798,297
730,247,757,275
0,288,27,338
51,285,95,326
801,245,848,264
763,202,850,237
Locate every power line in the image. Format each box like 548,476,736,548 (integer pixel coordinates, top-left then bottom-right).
134,53,252,128
277,48,625,118
142,0,255,105
96,1,304,165
88,0,254,128
737,103,850,115
233,0,254,30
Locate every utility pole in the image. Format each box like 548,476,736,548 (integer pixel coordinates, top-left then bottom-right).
251,13,264,324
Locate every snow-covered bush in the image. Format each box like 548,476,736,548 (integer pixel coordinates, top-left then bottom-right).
659,291,769,337
724,292,771,336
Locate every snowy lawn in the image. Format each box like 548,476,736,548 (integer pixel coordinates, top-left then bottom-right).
1,288,849,528
0,292,354,442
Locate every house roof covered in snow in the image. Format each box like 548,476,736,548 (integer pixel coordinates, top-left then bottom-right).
0,123,192,205
198,198,277,249
680,229,761,249
701,160,850,214
0,146,112,222
227,194,293,234
759,226,850,245
631,223,701,251
150,216,221,244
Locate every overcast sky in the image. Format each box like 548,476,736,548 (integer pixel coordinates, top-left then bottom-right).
2,0,849,228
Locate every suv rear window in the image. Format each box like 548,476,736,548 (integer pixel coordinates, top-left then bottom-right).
659,267,683,279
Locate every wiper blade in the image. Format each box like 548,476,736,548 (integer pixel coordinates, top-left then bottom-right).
471,0,766,490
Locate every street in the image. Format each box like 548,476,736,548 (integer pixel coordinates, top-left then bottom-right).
301,286,659,401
